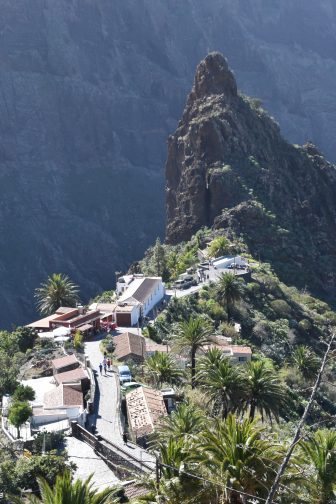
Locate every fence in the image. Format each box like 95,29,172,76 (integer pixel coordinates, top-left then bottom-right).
71,422,153,479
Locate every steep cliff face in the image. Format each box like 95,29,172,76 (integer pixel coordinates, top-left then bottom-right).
166,53,336,299
1,0,336,327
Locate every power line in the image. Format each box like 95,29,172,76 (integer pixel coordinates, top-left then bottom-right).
265,332,335,504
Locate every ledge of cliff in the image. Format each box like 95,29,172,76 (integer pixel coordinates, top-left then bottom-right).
166,52,336,299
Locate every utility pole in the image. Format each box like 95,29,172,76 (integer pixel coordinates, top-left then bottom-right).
265,332,335,504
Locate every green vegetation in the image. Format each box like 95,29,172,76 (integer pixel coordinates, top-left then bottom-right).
10,470,120,503
73,330,84,350
35,273,80,315
129,232,336,503
216,272,244,321
173,317,212,389
144,351,183,387
206,236,231,258
8,401,32,438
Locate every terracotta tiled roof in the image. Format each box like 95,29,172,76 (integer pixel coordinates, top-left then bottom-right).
114,332,145,360
27,314,60,329
123,481,148,500
230,345,252,354
44,384,83,408
54,367,88,385
56,307,78,314
203,344,252,355
126,386,167,437
51,354,79,370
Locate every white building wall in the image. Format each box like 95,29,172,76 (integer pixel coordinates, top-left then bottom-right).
142,282,165,317
131,306,141,326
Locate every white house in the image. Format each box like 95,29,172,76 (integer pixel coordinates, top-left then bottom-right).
31,384,86,430
212,255,248,270
118,276,165,319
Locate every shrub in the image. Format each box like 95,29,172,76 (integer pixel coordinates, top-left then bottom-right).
270,299,291,318
73,331,84,350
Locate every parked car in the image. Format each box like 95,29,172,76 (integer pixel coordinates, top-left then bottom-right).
174,276,197,290
118,365,132,384
120,381,144,395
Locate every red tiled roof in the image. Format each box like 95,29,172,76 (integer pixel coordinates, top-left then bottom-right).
114,332,145,360
126,386,167,437
123,482,147,500
51,354,79,370
44,384,83,408
54,367,88,385
27,314,60,329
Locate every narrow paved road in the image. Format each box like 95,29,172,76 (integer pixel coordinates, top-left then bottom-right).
85,334,156,470
65,436,120,489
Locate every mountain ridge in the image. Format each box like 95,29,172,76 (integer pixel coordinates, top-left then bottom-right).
166,52,336,301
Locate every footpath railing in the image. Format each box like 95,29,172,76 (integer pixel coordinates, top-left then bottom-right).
71,422,154,478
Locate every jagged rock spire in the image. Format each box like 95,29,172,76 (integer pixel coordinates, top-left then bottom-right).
193,52,237,99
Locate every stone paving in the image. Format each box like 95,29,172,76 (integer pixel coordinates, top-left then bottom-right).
65,436,120,490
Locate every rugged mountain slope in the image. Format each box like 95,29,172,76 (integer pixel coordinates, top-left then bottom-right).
166,53,336,300
1,0,336,327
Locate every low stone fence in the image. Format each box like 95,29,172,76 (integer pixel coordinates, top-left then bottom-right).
84,356,95,414
71,422,152,479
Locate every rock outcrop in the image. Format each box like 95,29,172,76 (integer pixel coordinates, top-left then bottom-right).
166,53,336,299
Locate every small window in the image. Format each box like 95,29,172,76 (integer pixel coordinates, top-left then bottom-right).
238,356,247,362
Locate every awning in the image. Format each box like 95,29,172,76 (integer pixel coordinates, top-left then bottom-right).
53,327,71,337
77,323,93,332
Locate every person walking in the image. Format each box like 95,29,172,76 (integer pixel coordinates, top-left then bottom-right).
103,363,107,375
99,363,103,375
123,431,128,445
107,358,111,371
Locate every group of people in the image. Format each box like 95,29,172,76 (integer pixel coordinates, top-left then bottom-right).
99,355,111,375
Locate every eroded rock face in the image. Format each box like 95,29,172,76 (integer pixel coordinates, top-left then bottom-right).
166,53,336,299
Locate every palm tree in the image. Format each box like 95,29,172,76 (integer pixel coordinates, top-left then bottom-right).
35,273,80,315
197,347,223,373
11,470,119,503
195,414,284,503
198,357,247,419
300,429,336,504
144,352,183,388
137,438,211,504
173,317,212,388
155,402,204,444
207,236,230,258
216,273,244,321
291,345,320,382
244,360,287,422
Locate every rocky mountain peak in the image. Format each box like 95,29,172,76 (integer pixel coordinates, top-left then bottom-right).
165,53,336,302
192,52,237,100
